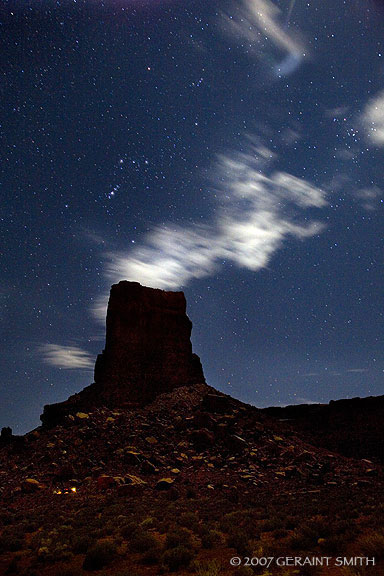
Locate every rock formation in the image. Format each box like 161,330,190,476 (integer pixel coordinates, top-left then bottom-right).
41,281,205,426
93,281,205,404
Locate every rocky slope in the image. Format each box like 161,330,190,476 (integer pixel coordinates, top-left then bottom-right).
0,281,383,576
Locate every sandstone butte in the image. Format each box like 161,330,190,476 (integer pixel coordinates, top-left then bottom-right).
40,281,206,427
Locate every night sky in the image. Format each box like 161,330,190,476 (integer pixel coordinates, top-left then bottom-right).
1,0,383,434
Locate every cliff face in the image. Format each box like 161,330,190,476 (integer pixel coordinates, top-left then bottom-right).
41,281,205,426
264,395,384,463
93,281,205,404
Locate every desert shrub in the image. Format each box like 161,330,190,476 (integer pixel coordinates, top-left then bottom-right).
272,528,288,539
227,530,251,556
141,543,161,565
355,530,384,560
54,568,78,576
289,516,331,551
0,513,15,526
71,533,93,554
161,545,195,571
178,511,199,531
140,516,156,529
220,511,247,533
111,572,141,576
82,540,118,571
115,514,131,526
201,529,222,549
319,533,350,555
262,514,283,532
165,527,192,549
220,510,259,539
120,520,138,539
20,519,39,533
284,516,297,530
194,559,222,576
130,530,158,553
298,566,322,576
234,567,254,576
102,520,116,535
290,529,314,550
5,557,18,574
0,532,24,553
186,488,197,499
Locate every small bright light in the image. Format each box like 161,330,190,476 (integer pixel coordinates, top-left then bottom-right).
71,487,77,493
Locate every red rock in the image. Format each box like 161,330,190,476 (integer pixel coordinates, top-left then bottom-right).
93,281,205,404
41,282,205,426
96,475,117,491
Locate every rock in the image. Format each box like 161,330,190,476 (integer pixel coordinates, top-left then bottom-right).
40,281,206,425
189,429,215,451
155,478,175,490
0,427,12,444
40,402,71,428
201,394,233,414
193,412,216,430
117,483,145,496
125,474,146,485
145,436,158,445
223,434,248,452
76,412,89,420
54,464,75,480
284,466,299,478
22,478,43,492
96,475,117,491
113,476,126,485
93,281,206,404
140,460,157,474
123,450,142,465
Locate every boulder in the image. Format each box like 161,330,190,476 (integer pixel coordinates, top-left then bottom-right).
155,478,175,490
189,429,215,451
201,394,233,414
96,475,117,491
22,478,43,492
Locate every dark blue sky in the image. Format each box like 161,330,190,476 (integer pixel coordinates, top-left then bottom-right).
1,0,383,433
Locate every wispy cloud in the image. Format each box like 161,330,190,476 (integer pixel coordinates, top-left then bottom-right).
354,186,382,212
361,90,384,144
346,368,368,374
221,0,307,77
93,139,326,320
295,397,320,405
40,344,94,370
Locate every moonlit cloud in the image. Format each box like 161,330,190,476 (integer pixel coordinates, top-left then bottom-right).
295,397,320,405
40,344,94,370
346,368,368,373
361,90,384,144
221,0,307,77
93,140,327,320
354,186,382,211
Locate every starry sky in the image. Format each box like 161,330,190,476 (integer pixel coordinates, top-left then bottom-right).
1,0,383,434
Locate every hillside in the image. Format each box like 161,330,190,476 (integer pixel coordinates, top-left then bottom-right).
0,282,383,576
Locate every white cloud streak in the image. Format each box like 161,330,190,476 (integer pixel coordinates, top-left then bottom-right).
221,0,307,77
361,90,384,144
40,344,94,370
346,368,368,374
354,186,382,211
93,141,326,320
